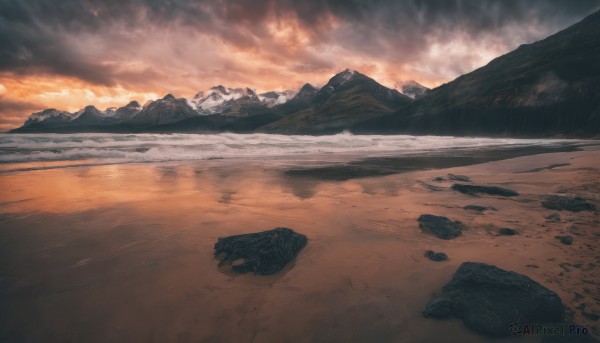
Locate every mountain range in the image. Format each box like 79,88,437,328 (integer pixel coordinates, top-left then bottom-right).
12,9,600,137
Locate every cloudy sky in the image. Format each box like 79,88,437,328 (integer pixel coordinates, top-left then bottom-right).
1,0,599,130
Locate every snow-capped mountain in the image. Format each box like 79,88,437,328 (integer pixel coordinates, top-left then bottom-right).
113,101,143,120
312,68,409,106
395,80,429,99
188,86,259,114
187,86,298,114
258,90,297,108
274,84,319,115
23,109,73,127
71,105,119,126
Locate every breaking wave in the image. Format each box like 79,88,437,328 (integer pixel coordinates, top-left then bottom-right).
0,132,578,170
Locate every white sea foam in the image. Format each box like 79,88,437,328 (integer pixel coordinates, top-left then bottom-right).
0,132,579,168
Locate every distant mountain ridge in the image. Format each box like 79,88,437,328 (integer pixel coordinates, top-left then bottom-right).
11,9,600,137
13,69,408,134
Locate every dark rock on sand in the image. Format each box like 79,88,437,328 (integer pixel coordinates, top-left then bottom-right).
432,176,446,182
214,227,307,275
448,174,471,182
423,262,564,337
555,235,574,245
452,184,519,197
418,214,463,240
542,195,596,212
582,310,600,321
463,205,496,212
425,250,448,261
498,228,519,236
545,213,562,222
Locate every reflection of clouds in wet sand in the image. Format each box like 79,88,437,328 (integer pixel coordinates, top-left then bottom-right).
279,175,319,200
0,149,599,341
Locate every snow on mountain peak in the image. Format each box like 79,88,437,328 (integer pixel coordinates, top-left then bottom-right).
395,80,429,99
26,109,70,123
188,86,266,114
258,90,297,108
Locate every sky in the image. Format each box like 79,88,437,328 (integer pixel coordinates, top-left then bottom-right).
1,0,599,131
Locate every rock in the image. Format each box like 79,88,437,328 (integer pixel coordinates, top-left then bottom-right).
423,262,564,337
463,205,496,212
555,235,573,245
418,214,463,240
214,227,307,275
542,195,596,212
498,228,519,236
448,173,471,182
425,250,448,261
432,176,446,182
452,184,519,197
545,213,561,222
581,310,600,321
552,185,568,193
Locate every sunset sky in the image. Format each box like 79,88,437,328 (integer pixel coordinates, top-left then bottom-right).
1,0,599,131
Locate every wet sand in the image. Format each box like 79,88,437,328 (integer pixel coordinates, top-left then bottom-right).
1,145,599,342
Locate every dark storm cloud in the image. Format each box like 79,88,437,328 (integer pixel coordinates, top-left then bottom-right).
0,96,41,113
0,0,599,85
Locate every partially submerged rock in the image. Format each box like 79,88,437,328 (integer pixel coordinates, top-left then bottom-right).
542,195,596,212
555,235,573,245
498,228,519,236
423,262,564,337
452,184,518,197
425,250,448,261
214,227,307,275
418,214,463,240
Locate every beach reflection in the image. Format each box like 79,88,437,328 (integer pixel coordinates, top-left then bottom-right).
1,156,595,342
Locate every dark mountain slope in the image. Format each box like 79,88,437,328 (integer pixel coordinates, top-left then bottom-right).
355,10,600,137
129,94,199,127
273,83,319,115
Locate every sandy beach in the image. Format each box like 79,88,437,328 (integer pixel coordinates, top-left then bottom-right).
1,139,599,342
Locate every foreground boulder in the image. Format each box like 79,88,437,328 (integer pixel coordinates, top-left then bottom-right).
423,262,564,337
418,214,463,240
452,184,519,197
542,195,596,212
214,227,307,275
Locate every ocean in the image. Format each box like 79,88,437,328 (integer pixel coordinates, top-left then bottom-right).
0,132,581,172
